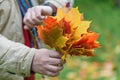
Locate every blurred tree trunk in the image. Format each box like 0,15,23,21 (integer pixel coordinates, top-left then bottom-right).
114,0,119,7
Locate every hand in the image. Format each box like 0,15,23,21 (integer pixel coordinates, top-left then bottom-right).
23,6,52,30
32,48,64,77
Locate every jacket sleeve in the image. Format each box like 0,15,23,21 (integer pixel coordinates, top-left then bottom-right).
32,0,74,8
0,0,36,77
0,34,36,77
44,0,74,8
42,0,74,16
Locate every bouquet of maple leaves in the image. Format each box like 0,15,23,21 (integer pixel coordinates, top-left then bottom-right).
37,7,100,60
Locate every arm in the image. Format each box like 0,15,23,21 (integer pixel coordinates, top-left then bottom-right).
0,0,64,77
0,35,36,76
0,0,35,77
0,35,63,77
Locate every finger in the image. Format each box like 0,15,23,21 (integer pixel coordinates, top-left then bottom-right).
24,12,35,28
48,58,63,65
31,9,42,25
24,20,34,29
46,65,63,73
34,7,45,20
49,50,63,58
63,59,66,64
58,60,66,66
34,8,45,25
40,16,45,20
45,71,60,77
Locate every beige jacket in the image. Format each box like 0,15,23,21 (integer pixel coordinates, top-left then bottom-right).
0,0,74,80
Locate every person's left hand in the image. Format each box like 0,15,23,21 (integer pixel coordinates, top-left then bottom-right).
23,6,53,30
32,48,65,77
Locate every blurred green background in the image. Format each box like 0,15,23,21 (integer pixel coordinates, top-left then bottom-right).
36,0,120,80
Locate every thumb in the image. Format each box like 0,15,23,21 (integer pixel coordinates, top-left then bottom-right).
40,16,45,20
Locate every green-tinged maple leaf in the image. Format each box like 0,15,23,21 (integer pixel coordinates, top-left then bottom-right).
37,17,68,48
37,7,100,58
68,48,95,56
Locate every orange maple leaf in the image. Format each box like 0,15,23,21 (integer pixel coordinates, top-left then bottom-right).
37,7,100,59
37,16,68,48
71,32,99,49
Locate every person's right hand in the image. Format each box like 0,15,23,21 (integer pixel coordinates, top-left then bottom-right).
23,6,53,30
32,48,64,77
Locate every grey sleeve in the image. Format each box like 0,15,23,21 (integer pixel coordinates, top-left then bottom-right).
0,35,36,77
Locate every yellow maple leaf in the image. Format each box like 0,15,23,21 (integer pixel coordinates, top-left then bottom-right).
37,7,100,59
37,17,68,48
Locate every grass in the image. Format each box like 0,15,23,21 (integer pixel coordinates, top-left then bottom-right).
74,0,120,62
36,0,120,80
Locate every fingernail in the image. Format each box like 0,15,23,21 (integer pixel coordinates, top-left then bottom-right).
41,16,45,19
